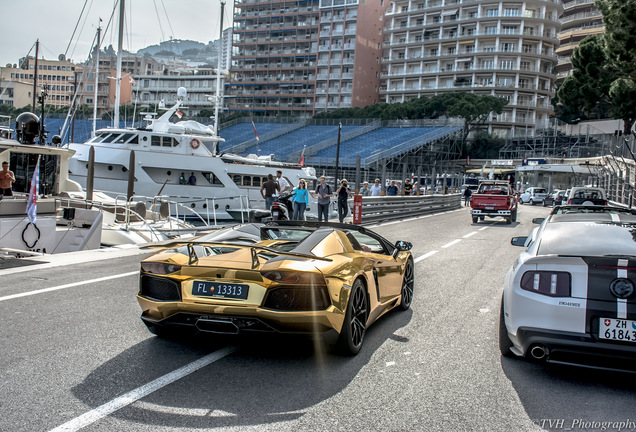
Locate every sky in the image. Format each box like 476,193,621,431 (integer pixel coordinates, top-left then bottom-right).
0,0,234,67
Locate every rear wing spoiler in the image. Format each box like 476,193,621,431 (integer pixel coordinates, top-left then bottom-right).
148,240,332,267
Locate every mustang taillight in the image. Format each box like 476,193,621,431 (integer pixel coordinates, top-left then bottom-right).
141,262,182,275
520,271,571,297
261,270,324,285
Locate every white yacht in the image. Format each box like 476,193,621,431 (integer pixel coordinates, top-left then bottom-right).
67,89,323,221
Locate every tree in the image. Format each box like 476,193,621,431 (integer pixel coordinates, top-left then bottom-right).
595,0,636,133
557,34,614,120
468,131,504,159
609,78,636,135
596,0,636,81
417,93,507,148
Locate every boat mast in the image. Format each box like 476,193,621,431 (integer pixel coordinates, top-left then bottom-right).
32,40,39,110
213,1,225,138
114,0,125,128
92,23,101,137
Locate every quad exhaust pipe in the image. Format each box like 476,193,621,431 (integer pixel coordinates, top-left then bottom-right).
530,344,548,360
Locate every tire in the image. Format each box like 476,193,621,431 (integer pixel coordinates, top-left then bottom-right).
499,300,514,357
511,209,517,222
505,217,512,225
472,216,478,223
479,216,485,221
399,259,414,310
542,201,547,207
336,279,368,355
529,199,534,206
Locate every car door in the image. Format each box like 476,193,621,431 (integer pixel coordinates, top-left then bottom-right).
349,231,403,302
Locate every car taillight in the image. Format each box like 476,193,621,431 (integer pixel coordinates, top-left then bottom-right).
520,271,571,297
141,262,182,275
261,270,325,285
568,199,572,204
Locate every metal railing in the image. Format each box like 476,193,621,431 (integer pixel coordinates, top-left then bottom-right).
355,194,461,224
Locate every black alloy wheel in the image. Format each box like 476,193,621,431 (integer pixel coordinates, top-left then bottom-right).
499,300,514,357
336,279,368,355
400,259,414,310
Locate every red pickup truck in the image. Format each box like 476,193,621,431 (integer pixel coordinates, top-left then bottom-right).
469,181,518,224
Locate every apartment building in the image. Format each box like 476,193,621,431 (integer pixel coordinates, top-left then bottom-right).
555,0,604,84
228,0,321,116
135,69,222,116
75,53,164,117
381,0,562,137
228,0,386,117
0,56,77,108
315,0,387,111
221,27,234,72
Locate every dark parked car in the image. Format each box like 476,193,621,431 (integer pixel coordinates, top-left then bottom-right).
543,190,566,207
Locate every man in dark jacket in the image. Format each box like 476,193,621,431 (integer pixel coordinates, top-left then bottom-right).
260,174,280,209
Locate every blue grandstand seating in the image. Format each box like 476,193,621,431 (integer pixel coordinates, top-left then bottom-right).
219,123,283,150
240,125,358,157
314,127,437,160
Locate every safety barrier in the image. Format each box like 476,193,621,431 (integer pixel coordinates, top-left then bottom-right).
354,193,461,225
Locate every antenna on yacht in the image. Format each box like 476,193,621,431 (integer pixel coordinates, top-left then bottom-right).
213,1,226,138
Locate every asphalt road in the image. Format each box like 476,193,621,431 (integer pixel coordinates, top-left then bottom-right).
1,204,635,432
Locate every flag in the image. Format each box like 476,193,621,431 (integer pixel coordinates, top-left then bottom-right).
175,110,183,119
26,156,41,224
299,145,306,167
251,119,259,141
129,76,136,85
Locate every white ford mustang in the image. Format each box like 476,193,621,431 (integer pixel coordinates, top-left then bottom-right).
500,206,636,371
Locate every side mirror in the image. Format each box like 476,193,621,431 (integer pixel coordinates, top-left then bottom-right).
532,218,545,224
511,236,528,247
394,240,413,251
393,240,413,258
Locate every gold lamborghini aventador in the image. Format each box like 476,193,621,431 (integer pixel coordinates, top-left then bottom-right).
137,221,414,355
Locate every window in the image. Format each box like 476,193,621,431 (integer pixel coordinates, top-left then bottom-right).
504,8,519,16
499,60,514,69
151,136,161,146
502,26,517,34
486,9,498,17
501,43,515,52
498,78,513,87
485,26,497,35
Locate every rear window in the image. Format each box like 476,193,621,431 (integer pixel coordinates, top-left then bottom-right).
533,188,547,194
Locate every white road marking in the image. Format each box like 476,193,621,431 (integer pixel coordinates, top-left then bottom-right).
48,346,238,432
414,250,438,263
0,271,139,303
462,231,478,238
386,361,396,367
478,226,490,231
442,239,462,248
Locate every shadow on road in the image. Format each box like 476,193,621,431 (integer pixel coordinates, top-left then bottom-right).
501,356,636,431
71,309,413,429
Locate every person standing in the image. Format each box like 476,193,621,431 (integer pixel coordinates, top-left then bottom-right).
396,181,402,196
291,179,309,220
336,179,351,223
260,174,280,210
463,187,472,206
369,178,382,196
403,178,413,195
188,172,197,185
275,170,290,196
179,172,187,185
360,181,370,197
387,181,398,196
1,161,15,197
312,175,332,222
